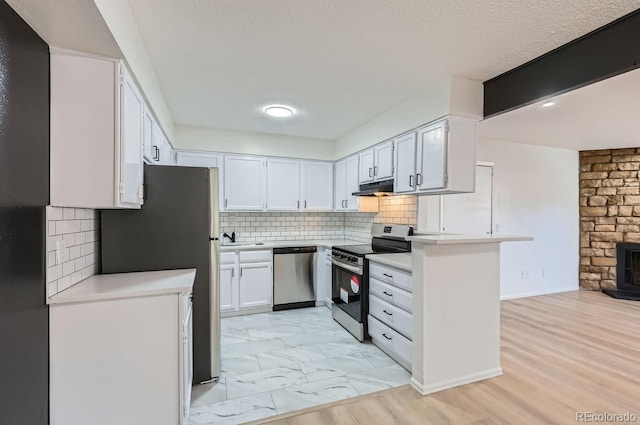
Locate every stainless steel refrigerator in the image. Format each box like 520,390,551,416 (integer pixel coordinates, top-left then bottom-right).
101,164,220,384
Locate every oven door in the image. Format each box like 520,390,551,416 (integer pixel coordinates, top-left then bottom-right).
332,262,364,323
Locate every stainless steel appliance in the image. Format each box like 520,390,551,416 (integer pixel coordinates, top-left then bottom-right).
331,223,413,341
273,246,317,311
101,165,220,384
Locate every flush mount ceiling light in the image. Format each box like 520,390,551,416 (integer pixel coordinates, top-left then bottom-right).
541,101,555,108
263,104,294,118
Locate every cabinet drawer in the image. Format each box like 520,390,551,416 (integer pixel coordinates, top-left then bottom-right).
369,277,412,313
369,262,412,292
369,296,412,339
239,250,272,263
220,252,236,265
368,315,412,369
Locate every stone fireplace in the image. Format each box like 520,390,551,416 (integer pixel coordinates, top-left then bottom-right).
580,149,640,292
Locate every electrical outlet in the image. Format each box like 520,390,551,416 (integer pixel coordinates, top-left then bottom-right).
521,270,529,279
56,240,67,263
495,223,501,233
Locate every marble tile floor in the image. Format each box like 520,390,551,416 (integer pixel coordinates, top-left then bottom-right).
189,306,411,425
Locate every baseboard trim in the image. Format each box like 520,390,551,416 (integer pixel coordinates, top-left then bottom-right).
220,306,272,318
410,367,503,395
500,286,577,301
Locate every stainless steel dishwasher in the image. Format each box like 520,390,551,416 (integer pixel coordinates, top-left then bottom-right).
273,246,317,311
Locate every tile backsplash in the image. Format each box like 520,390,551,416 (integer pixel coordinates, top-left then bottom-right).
220,196,417,243
46,206,100,298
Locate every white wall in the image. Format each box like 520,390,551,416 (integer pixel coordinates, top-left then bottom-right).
175,125,336,160
335,76,483,159
93,0,175,141
478,139,579,299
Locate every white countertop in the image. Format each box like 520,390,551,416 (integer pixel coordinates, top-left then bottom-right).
408,234,533,245
47,269,196,305
367,252,412,272
220,239,363,251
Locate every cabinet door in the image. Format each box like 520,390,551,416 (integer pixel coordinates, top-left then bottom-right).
120,67,144,206
267,158,300,210
374,140,394,180
346,155,360,211
142,107,155,163
417,120,447,191
442,165,492,234
239,263,273,309
151,122,163,164
224,156,265,210
160,134,173,165
302,161,333,211
220,264,237,312
176,151,224,211
394,132,417,193
334,160,347,211
358,148,375,183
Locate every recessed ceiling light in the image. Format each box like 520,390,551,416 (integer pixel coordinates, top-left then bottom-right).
541,101,555,108
264,105,294,118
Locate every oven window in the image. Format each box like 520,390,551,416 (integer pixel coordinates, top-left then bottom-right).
332,264,363,322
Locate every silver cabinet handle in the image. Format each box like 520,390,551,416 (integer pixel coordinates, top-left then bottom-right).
382,333,392,340
224,199,228,208
369,167,372,177
231,268,234,278
383,310,393,316
342,200,346,208
417,173,422,186
240,267,243,277
383,291,393,297
409,175,413,187
345,200,348,208
297,200,300,209
304,200,307,208
383,273,393,278
374,166,378,176
153,145,160,161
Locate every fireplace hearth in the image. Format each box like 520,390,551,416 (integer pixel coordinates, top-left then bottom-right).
603,243,640,301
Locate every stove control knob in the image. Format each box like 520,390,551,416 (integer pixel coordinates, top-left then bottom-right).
349,256,356,262
340,254,347,259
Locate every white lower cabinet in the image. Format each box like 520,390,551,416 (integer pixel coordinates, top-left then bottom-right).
221,249,273,316
368,259,413,371
50,289,192,425
239,263,273,309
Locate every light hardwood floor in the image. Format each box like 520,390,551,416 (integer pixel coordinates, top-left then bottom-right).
249,290,640,425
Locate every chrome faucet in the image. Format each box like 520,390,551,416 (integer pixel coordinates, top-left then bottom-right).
223,231,236,243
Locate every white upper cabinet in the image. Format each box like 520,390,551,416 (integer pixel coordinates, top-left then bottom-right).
51,52,143,209
301,161,333,211
334,155,359,211
345,155,360,211
393,132,417,193
358,148,375,183
417,121,447,191
142,107,156,164
224,156,266,210
393,116,477,195
120,72,145,206
374,140,394,180
359,141,393,184
267,158,300,210
334,159,347,211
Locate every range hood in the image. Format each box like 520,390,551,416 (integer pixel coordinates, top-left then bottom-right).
352,179,394,196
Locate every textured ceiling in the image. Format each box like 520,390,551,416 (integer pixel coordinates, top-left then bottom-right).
478,68,640,151
128,1,640,139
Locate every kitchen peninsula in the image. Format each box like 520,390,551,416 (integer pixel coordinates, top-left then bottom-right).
408,234,532,395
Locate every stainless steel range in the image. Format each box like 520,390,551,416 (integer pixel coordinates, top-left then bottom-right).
331,223,413,341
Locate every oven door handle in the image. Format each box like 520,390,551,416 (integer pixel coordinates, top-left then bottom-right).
331,258,362,275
